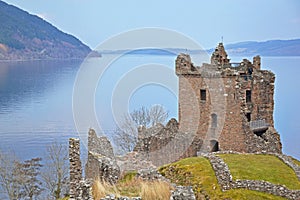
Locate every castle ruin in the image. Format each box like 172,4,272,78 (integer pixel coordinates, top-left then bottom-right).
175,43,282,155
80,43,284,180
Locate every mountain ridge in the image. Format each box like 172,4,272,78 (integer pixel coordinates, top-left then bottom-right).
0,0,91,60
99,39,300,57
223,39,300,56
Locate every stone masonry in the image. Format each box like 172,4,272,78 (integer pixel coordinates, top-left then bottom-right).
133,118,202,166
85,129,121,184
134,43,282,162
69,138,82,199
175,43,282,155
69,138,93,200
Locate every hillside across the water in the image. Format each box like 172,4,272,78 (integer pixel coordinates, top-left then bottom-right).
99,39,300,57
0,1,91,60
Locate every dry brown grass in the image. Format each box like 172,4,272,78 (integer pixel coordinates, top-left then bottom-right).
92,178,120,199
140,180,171,200
92,176,172,199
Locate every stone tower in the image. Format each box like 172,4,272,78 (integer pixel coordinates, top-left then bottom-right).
176,43,282,154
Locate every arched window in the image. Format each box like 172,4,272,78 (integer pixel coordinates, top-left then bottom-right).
211,113,217,128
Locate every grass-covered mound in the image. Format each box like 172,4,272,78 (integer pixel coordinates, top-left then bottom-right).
159,154,300,200
219,154,300,190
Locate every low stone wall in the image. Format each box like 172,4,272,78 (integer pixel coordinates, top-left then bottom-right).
170,186,196,200
204,154,232,190
232,180,300,200
204,153,300,200
275,153,300,181
100,195,141,200
136,168,169,182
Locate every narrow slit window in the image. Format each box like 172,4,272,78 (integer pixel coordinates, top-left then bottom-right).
200,89,206,101
246,90,251,103
211,113,217,128
246,113,251,122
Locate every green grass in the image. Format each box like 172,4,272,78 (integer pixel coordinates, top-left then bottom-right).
219,154,300,190
119,171,137,183
159,156,297,200
58,198,69,200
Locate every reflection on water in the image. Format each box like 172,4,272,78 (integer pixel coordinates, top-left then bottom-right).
0,56,299,160
0,60,81,159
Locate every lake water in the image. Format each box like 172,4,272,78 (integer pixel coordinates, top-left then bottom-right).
0,55,299,160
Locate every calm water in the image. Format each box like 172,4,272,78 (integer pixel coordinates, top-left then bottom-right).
0,56,299,160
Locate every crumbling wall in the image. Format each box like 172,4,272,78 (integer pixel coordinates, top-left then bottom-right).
85,129,120,184
134,118,178,153
175,43,282,155
245,127,282,153
87,129,114,158
69,138,93,200
69,138,82,199
133,118,200,166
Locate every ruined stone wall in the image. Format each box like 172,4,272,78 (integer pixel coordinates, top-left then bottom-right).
69,138,82,199
134,119,198,166
69,138,93,200
175,45,282,154
251,70,275,126
85,129,120,184
218,76,247,152
87,129,114,158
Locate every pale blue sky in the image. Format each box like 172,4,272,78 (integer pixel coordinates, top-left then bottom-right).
3,0,300,49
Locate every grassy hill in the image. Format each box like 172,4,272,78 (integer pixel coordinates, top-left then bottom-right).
159,154,300,200
90,154,299,199
0,1,91,60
